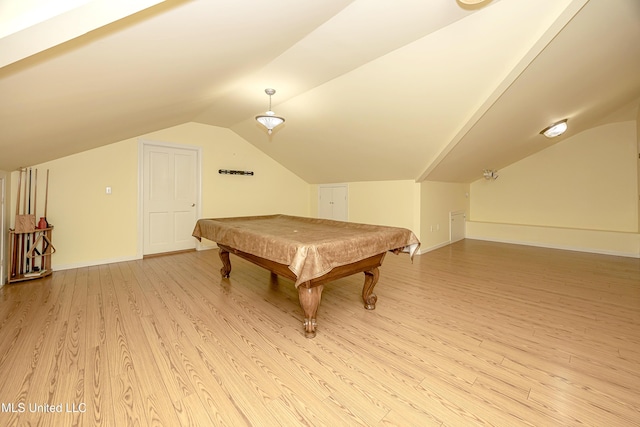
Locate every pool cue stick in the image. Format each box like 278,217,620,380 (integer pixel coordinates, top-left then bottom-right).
26,168,32,272
22,168,27,275
43,169,49,271
44,169,49,223
21,168,27,275
12,169,22,277
9,232,15,279
15,169,21,220
33,169,38,270
33,169,37,224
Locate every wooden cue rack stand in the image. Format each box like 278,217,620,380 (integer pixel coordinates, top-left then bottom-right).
8,167,55,284
8,227,55,283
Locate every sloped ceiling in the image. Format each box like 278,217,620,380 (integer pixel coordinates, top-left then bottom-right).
1,0,639,183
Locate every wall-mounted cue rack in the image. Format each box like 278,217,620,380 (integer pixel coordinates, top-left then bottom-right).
219,169,254,176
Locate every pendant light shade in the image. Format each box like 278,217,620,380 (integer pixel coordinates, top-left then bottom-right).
256,88,285,135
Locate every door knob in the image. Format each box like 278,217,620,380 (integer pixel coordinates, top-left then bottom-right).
191,203,196,207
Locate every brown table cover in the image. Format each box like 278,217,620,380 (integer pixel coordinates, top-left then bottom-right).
192,214,420,287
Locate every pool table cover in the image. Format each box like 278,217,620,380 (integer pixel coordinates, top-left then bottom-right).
192,214,420,287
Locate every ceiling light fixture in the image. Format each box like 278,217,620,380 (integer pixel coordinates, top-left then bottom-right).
540,119,568,138
255,88,285,135
483,169,499,180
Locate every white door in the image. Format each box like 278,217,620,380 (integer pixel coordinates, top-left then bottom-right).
318,185,347,221
143,144,200,255
318,186,334,219
0,176,4,285
450,211,466,243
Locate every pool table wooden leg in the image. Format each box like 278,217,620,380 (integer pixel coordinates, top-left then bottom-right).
298,284,324,338
362,267,379,310
219,248,231,278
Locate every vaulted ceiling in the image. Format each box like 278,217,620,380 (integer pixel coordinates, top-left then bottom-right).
1,0,639,183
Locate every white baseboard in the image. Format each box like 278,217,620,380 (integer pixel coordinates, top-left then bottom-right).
466,235,639,258
54,243,216,271
466,221,640,259
417,240,452,254
52,255,141,272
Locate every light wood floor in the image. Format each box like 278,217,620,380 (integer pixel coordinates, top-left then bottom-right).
0,239,639,426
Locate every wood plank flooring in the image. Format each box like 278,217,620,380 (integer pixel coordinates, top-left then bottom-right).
0,239,638,426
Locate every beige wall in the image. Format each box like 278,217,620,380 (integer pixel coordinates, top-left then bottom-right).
420,181,470,251
348,180,420,232
143,123,310,219
471,121,637,231
5,117,639,276
13,140,139,269
13,122,310,270
468,120,640,256
310,180,421,234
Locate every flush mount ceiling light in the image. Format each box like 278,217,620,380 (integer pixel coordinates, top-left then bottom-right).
483,169,499,180
458,0,490,4
255,88,285,135
540,119,568,138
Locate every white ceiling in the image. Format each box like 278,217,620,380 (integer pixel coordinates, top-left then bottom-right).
1,0,639,183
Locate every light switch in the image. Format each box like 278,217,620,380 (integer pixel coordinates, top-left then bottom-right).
106,186,112,195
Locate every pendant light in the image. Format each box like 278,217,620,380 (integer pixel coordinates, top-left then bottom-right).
255,88,285,135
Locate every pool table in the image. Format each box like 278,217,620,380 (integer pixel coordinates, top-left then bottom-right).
192,215,420,338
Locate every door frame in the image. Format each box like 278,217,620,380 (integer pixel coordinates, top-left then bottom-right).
137,139,203,258
0,174,5,286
